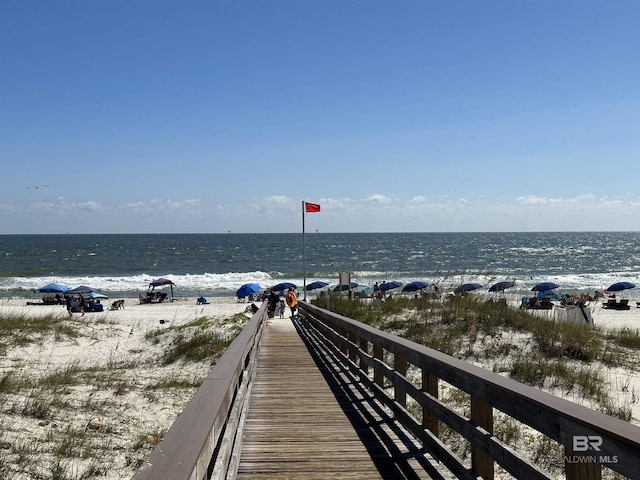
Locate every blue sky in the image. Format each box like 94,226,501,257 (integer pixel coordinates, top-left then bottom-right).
2,1,640,234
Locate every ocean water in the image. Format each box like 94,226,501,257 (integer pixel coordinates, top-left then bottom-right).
2,232,640,299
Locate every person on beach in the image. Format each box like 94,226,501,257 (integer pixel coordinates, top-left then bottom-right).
64,293,72,316
77,293,85,316
268,290,279,318
285,287,297,318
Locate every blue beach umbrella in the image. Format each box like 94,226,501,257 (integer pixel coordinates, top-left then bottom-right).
333,282,358,292
236,283,260,298
454,282,483,294
378,281,403,292
606,281,636,292
489,281,516,293
402,281,429,292
271,282,296,292
36,282,69,293
531,282,559,292
305,281,329,291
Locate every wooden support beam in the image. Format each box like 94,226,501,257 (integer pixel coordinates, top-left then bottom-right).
422,370,439,437
564,447,602,480
373,343,384,387
394,353,407,407
471,396,494,480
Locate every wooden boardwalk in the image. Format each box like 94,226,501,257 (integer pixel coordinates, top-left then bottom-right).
236,316,451,479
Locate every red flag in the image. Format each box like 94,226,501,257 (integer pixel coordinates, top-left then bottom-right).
305,202,321,213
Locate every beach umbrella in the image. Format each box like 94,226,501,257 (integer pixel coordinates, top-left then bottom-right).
489,281,516,292
606,281,636,292
36,282,69,293
402,281,429,292
305,281,329,291
236,283,260,297
454,282,483,294
531,282,559,292
69,285,97,294
271,282,296,292
378,281,403,292
333,282,359,292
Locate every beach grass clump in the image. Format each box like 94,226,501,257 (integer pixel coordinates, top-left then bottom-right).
144,315,240,365
608,327,640,350
146,374,201,390
0,310,82,347
314,292,386,325
39,363,84,392
161,331,231,365
508,352,607,398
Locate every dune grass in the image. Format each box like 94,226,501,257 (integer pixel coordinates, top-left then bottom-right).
311,292,639,478
0,308,250,480
312,292,639,421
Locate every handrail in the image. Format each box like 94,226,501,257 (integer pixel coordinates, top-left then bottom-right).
298,301,640,480
132,301,268,480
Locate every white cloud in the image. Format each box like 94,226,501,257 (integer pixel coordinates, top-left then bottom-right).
366,194,391,204
408,196,427,205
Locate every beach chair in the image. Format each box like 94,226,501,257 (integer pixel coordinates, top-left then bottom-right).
617,299,630,310
602,298,617,309
196,295,209,305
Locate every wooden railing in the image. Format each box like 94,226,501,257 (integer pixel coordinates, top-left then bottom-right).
133,299,640,480
297,301,640,480
132,301,268,480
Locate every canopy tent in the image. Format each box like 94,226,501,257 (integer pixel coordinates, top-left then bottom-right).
85,291,109,300
69,285,98,294
148,278,176,301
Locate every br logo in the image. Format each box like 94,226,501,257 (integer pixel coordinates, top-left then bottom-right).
573,435,603,452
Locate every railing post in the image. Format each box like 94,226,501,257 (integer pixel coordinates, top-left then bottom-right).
338,326,348,355
422,370,439,438
394,353,407,407
471,396,494,480
373,343,384,387
348,331,357,363
564,447,602,480
359,338,369,374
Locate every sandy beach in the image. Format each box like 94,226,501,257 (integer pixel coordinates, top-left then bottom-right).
0,295,255,480
1,294,639,479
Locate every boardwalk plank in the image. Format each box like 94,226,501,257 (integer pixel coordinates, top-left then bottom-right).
235,317,451,479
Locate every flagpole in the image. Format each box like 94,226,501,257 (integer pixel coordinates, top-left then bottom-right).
302,201,307,301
